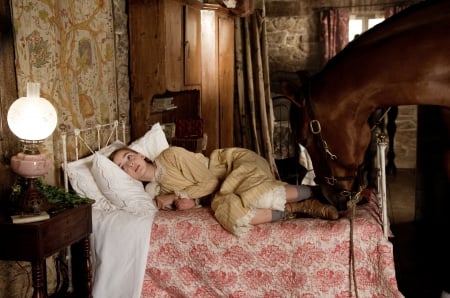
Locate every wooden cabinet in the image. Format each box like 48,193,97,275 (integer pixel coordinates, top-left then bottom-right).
128,0,235,154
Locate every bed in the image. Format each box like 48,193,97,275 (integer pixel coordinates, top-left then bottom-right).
61,121,403,298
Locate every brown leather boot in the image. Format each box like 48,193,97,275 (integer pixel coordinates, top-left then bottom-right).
285,199,339,220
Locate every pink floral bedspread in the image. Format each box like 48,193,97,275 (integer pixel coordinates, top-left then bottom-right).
141,196,403,298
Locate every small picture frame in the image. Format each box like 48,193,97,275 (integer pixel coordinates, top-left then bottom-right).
161,122,176,139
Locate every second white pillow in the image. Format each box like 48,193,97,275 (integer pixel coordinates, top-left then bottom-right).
66,140,126,212
129,122,169,161
91,152,157,215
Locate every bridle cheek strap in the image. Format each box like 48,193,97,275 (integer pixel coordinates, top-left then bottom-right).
309,119,358,186
304,81,359,193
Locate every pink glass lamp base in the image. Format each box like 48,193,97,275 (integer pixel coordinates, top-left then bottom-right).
10,152,51,214
10,152,52,178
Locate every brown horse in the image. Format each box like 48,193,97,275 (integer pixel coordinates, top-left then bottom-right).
285,0,450,211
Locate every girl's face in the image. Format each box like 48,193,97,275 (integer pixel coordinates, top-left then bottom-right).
112,149,148,181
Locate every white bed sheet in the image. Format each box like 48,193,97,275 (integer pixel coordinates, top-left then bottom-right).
90,208,156,298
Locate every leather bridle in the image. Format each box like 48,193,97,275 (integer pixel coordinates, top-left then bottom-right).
301,81,362,202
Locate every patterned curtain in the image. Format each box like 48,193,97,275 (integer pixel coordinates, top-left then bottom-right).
385,3,412,18
234,9,278,176
1,2,119,295
320,9,349,64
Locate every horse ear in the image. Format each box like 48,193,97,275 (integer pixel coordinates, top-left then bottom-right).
280,80,305,108
298,97,306,108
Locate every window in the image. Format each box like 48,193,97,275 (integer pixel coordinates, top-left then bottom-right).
349,15,384,40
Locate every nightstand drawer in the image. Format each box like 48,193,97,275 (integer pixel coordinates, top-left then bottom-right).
40,205,92,253
0,204,92,260
0,203,93,297
41,205,92,254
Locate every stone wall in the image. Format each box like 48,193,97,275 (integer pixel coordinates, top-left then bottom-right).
265,1,321,76
264,0,416,169
394,106,417,169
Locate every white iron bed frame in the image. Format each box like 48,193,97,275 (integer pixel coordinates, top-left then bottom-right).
59,120,391,236
58,120,393,297
60,120,127,193
59,120,127,293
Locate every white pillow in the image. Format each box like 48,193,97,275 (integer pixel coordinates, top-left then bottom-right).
129,122,169,161
90,152,157,215
66,141,126,211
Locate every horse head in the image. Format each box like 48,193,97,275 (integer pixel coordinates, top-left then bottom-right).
282,79,372,211
282,0,450,211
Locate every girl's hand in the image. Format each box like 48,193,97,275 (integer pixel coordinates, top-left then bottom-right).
155,194,177,210
174,198,196,210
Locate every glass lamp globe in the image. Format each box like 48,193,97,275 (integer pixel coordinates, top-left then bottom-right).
7,82,58,143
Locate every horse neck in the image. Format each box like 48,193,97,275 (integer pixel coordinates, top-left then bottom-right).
309,77,375,126
311,0,450,111
312,52,450,114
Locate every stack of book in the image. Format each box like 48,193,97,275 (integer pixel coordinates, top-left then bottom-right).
151,97,177,112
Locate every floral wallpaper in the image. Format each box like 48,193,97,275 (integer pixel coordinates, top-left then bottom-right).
12,0,118,124
112,0,130,125
0,259,57,298
10,0,129,167
0,0,130,296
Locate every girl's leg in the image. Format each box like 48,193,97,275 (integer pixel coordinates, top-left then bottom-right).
249,209,275,225
249,184,339,226
285,184,312,202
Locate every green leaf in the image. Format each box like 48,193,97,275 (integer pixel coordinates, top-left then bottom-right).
10,178,94,209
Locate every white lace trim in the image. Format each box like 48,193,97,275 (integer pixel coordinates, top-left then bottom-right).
153,159,163,182
252,185,286,211
233,186,286,236
234,208,257,237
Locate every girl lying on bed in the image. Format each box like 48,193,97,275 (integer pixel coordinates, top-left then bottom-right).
110,146,339,236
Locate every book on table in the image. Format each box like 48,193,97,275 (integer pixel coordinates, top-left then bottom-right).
11,211,50,224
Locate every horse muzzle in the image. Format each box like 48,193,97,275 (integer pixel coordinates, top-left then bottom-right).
317,183,350,211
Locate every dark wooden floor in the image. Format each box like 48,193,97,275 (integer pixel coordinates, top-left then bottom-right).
388,169,445,298
275,162,447,297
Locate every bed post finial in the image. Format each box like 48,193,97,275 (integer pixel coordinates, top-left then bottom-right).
59,124,69,192
376,132,389,238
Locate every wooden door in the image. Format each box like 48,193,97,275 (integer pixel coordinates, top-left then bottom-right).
184,5,201,85
165,0,184,91
200,9,219,154
200,7,234,154
129,0,167,139
218,15,234,148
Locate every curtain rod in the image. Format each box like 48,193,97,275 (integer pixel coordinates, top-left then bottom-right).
313,0,419,10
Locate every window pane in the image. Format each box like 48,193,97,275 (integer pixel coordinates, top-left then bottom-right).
349,19,363,40
368,18,384,29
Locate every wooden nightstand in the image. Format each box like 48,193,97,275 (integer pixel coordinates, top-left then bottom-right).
0,203,93,298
